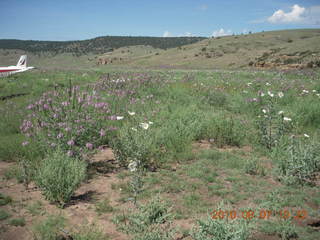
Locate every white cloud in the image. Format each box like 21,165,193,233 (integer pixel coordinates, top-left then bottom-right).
163,31,173,37
268,4,306,23
183,32,193,37
212,28,232,37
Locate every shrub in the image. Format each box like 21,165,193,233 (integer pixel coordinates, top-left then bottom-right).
0,209,11,221
244,158,265,176
111,123,160,168
260,219,298,240
191,215,251,240
201,90,228,108
35,149,86,206
20,84,117,157
0,193,12,206
113,196,174,239
199,116,246,147
294,97,320,128
72,223,107,240
274,137,320,185
95,198,114,215
9,217,26,226
254,91,292,149
32,215,66,240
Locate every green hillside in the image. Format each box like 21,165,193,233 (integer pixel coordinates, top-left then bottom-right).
97,29,320,70
0,36,206,55
1,29,320,70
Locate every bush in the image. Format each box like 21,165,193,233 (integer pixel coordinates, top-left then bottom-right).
113,196,174,239
35,149,86,206
9,217,26,226
0,193,12,206
273,137,320,185
201,90,228,108
32,215,66,240
20,84,117,157
199,116,246,147
191,215,251,240
244,158,265,176
294,97,320,128
72,223,106,240
0,209,11,220
111,123,160,168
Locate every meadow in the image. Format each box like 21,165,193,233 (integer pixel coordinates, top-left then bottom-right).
0,68,320,240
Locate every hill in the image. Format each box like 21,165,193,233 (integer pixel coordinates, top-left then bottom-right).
1,29,320,70
0,36,206,56
96,29,320,70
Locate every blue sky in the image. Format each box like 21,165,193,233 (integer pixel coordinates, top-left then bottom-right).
1,0,320,40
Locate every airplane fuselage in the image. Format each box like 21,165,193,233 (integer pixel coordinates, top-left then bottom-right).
0,66,34,77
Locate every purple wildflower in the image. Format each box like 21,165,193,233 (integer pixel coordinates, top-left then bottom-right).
100,129,106,137
86,143,93,150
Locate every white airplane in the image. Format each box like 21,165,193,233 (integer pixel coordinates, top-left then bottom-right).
0,55,34,77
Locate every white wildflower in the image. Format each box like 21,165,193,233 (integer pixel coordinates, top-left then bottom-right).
312,90,317,93
128,111,135,116
304,134,310,138
283,117,292,122
266,82,271,86
140,122,149,130
116,116,124,120
148,121,153,125
259,92,265,97
278,92,284,98
302,90,309,94
267,91,274,97
128,161,138,172
262,109,267,114
278,111,284,115
131,127,138,132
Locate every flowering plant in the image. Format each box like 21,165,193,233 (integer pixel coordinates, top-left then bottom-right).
20,84,119,157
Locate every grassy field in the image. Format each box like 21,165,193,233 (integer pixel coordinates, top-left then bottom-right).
0,67,319,240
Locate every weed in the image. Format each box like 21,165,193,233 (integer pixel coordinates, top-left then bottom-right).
72,223,107,240
95,198,114,215
32,214,66,240
26,201,44,216
113,195,174,239
260,219,298,240
244,158,266,176
273,137,320,185
3,165,24,183
0,209,11,221
0,193,12,206
191,215,251,240
35,149,86,206
9,217,26,226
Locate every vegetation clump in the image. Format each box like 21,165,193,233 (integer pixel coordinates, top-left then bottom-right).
35,149,86,206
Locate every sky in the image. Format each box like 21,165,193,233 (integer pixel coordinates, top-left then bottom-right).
1,0,320,41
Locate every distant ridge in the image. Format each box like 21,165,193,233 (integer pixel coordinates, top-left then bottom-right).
0,36,207,55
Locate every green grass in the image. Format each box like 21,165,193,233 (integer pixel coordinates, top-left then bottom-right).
0,193,12,206
1,67,320,240
95,198,114,215
9,217,26,226
26,201,44,216
0,209,11,221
